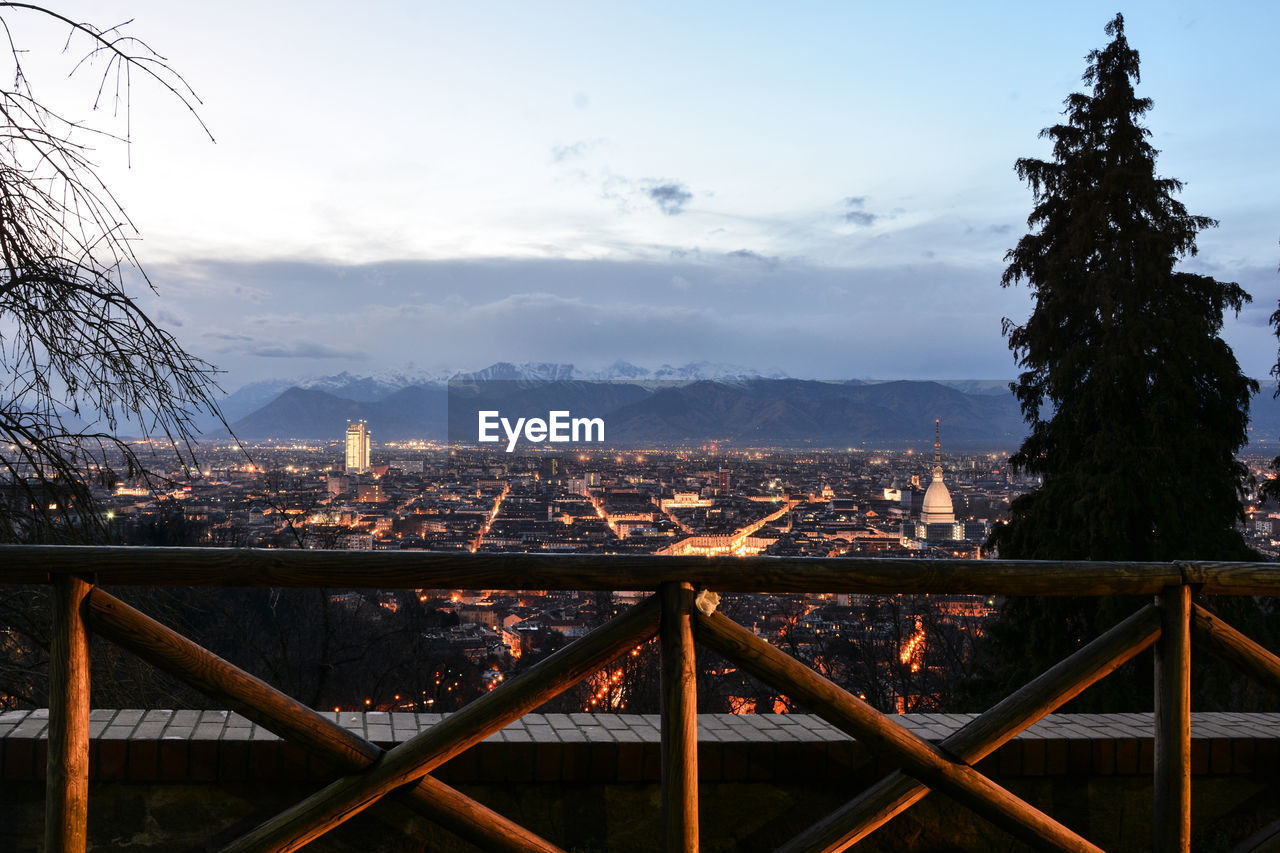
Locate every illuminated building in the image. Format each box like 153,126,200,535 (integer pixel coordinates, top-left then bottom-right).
915,419,964,541
345,421,371,474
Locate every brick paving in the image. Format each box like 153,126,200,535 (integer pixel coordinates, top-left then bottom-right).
2,709,1276,782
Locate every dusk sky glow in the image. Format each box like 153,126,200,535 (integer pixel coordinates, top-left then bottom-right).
25,1,1277,387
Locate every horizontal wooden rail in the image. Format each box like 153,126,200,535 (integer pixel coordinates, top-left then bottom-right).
83,588,565,853
781,602,1162,853
695,610,1103,853
4,544,1280,594
220,593,662,853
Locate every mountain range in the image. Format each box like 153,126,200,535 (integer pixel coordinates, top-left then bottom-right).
204,360,802,429
208,362,1280,450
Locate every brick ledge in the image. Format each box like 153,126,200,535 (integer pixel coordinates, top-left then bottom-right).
2,710,1277,783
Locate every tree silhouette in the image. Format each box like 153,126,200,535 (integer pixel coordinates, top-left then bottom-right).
990,13,1255,562
0,4,222,542
981,14,1259,711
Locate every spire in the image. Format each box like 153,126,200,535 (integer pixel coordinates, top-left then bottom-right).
933,418,943,482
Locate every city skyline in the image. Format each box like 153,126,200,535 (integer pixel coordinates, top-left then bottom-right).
17,2,1275,389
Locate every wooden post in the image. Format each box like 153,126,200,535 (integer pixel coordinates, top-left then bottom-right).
1154,584,1192,853
46,575,91,853
660,582,698,853
781,602,1161,853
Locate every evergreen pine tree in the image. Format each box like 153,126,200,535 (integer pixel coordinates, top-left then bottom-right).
977,15,1260,712
991,13,1255,562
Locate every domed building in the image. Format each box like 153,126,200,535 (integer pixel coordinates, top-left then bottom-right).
915,419,964,541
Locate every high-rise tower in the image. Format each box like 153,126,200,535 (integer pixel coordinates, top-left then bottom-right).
345,421,371,474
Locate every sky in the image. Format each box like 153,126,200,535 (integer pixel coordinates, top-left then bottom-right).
8,1,1278,390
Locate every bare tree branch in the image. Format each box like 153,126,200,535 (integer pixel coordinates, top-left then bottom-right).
0,5,225,542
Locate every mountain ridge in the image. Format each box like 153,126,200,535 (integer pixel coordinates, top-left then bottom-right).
229,377,1027,448
217,362,1280,449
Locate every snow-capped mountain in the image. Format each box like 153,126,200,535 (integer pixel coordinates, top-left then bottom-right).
627,361,791,382
451,362,579,383
224,361,790,401
443,360,792,383
199,361,791,433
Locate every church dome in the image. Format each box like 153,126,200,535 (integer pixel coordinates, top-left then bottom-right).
921,478,954,524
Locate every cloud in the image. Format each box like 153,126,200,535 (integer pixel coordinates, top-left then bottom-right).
726,249,779,270
842,196,879,227
155,309,184,328
149,255,1062,387
597,175,693,216
250,341,368,359
551,138,605,163
600,173,634,209
646,183,693,216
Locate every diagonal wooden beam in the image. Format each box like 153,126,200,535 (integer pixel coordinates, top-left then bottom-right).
779,603,1161,853
695,609,1103,853
216,592,662,853
84,587,566,853
1230,816,1280,853
1191,603,1280,694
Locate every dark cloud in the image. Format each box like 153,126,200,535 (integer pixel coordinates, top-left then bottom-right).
155,309,184,328
843,196,879,227
988,224,1014,235
149,252,1275,390
646,183,693,216
250,342,368,359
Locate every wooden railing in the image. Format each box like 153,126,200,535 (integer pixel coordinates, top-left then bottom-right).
4,545,1280,852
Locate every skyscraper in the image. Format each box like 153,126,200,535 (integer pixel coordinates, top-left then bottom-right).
345,422,371,474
